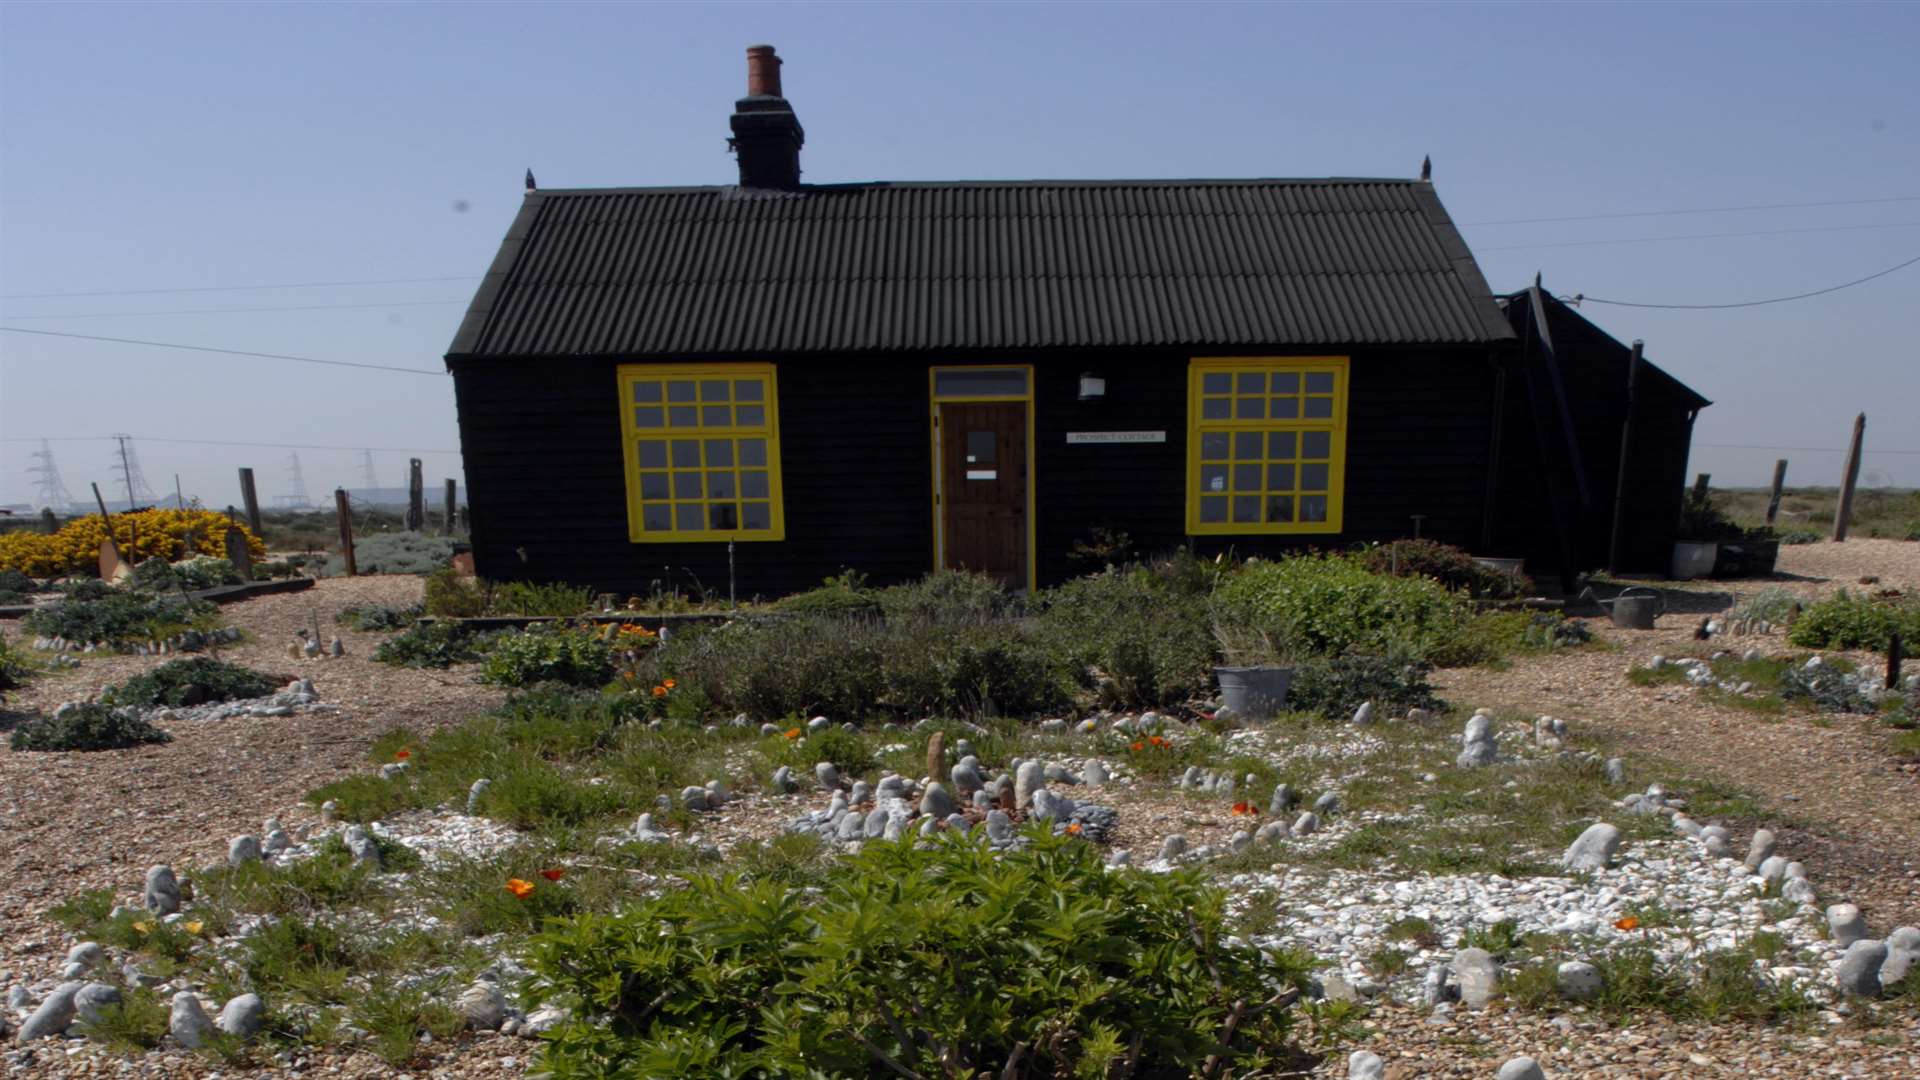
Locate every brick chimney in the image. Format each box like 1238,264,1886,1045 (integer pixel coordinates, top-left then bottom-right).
729,45,804,189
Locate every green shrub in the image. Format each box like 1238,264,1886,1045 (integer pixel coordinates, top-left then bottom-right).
316,533,456,577
526,829,1310,1079
1358,539,1532,598
22,591,217,645
489,580,596,617
667,618,887,722
0,568,36,603
1777,526,1822,545
1787,591,1920,651
0,635,34,696
1283,654,1443,719
337,604,421,632
1904,521,1920,542
132,555,241,592
1777,664,1877,714
10,703,172,752
480,624,614,689
881,620,1071,718
774,570,883,618
1732,586,1802,626
372,622,493,669
107,657,277,708
876,568,1014,622
1039,567,1215,708
1215,552,1471,660
422,568,488,617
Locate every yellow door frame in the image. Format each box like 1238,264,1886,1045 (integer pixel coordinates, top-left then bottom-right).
928,365,1038,592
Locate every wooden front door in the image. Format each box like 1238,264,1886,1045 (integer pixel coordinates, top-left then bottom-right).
939,401,1027,585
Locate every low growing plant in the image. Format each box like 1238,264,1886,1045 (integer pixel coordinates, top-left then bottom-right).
22,590,217,646
480,624,615,689
371,622,494,669
337,603,422,632
1215,552,1471,661
1283,653,1444,718
9,703,172,752
1358,539,1533,598
107,657,277,708
1788,591,1920,651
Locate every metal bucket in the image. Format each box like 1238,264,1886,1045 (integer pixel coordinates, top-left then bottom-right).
1610,595,1658,630
1671,541,1718,581
1214,665,1294,720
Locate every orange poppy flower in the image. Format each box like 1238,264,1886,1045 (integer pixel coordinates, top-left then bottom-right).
651,685,668,698
394,749,411,761
1148,735,1167,748
1614,915,1641,931
540,868,565,882
1130,741,1145,752
784,727,802,739
1231,801,1256,816
1065,823,1083,836
663,678,676,689
505,878,536,899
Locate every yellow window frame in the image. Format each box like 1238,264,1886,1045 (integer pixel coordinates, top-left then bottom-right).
617,362,786,543
1184,357,1349,535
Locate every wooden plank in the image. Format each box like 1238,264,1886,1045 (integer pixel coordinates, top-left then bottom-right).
238,467,263,537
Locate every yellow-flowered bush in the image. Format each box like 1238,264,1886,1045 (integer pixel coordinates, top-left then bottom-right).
0,511,265,578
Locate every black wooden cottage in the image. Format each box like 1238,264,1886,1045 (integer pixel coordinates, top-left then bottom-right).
445,45,1706,596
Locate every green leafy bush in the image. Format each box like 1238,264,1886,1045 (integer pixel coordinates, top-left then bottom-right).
773,570,883,618
663,618,886,722
0,568,35,604
1283,654,1444,718
372,622,495,669
132,555,241,592
422,569,594,617
22,591,217,646
1732,586,1802,626
1787,591,1920,651
107,657,277,708
1358,539,1532,598
337,603,422,631
423,568,488,617
1039,567,1215,708
876,568,1014,622
0,635,34,696
526,829,1310,1079
316,533,457,577
1215,552,1470,660
480,624,614,689
10,703,172,752
1777,526,1822,545
879,620,1071,718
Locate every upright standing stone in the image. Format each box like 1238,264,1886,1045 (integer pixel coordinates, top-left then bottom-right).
1604,757,1626,785
1744,829,1777,870
1348,1051,1386,1080
1556,961,1602,1001
216,993,265,1038
1158,834,1187,861
1014,760,1045,809
950,759,984,795
919,782,956,819
227,835,262,866
925,732,944,786
771,766,798,793
984,810,1014,845
169,992,214,1048
343,825,382,868
1082,759,1109,786
1835,939,1887,997
144,865,181,916
1457,714,1498,767
1291,811,1319,836
1270,783,1295,813
1828,904,1869,948
467,778,491,813
1879,926,1920,987
16,982,82,1041
223,526,254,580
1351,701,1374,726
73,983,122,1024
1495,1058,1546,1080
1451,948,1499,1009
814,762,841,790
1561,822,1622,872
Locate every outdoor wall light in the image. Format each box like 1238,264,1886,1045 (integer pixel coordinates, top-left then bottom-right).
1078,372,1107,401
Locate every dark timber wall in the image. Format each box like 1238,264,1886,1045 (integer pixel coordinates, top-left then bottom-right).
452,345,1504,598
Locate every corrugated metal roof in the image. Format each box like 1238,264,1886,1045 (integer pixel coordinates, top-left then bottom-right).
448,179,1515,359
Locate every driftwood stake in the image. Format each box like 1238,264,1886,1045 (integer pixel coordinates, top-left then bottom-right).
1890,633,1905,692
334,488,357,577
238,467,263,536
443,478,458,536
406,458,425,531
1764,458,1788,527
1833,413,1865,542
926,731,945,786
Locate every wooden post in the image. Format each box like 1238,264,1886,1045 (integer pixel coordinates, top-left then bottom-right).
1763,459,1788,526
335,488,357,576
406,458,425,531
91,482,124,570
1607,340,1643,574
443,478,457,536
40,507,58,534
1690,473,1711,503
238,467,263,536
1889,632,1904,692
1833,413,1865,542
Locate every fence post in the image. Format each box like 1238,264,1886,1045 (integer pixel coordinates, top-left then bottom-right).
335,488,357,577
1690,473,1711,503
406,458,425,531
1833,413,1865,542
1889,632,1904,692
443,478,458,536
238,467,263,536
1763,459,1788,527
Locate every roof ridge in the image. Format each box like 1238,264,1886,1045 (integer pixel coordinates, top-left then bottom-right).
525,177,1426,196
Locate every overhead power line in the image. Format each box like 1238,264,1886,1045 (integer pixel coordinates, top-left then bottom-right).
1459,194,1920,227
1,298,468,321
0,327,447,376
1478,220,1920,252
1574,252,1920,310
2,434,461,454
1697,442,1920,456
0,275,480,300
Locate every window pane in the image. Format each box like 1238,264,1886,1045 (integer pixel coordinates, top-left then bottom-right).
1266,495,1294,522
1303,397,1333,419
1200,465,1228,492
642,504,672,531
1300,495,1329,522
734,379,764,402
1201,398,1230,420
1269,372,1299,394
1200,432,1230,461
700,379,730,402
704,439,734,467
631,382,663,404
742,502,771,530
637,441,669,469
739,439,767,467
1268,431,1296,459
1201,372,1231,394
736,405,766,427
667,380,697,403
1232,496,1262,523
1199,496,1228,523
933,368,1027,397
966,430,997,464
671,440,701,467
700,405,730,427
1269,397,1299,419
1302,431,1331,459
1235,371,1265,393
1235,397,1264,420
741,470,770,498
668,405,697,427
708,472,737,499
673,472,702,499
676,504,704,531
1233,432,1262,459
633,406,664,429
1301,463,1330,491
1305,372,1335,394
1233,464,1262,491
639,473,669,500
709,503,739,529
1266,463,1294,490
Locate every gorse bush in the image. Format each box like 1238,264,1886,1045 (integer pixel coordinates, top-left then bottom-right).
480,623,615,689
1787,591,1920,651
1215,552,1471,660
0,510,263,578
1038,566,1215,709
1358,539,1533,598
22,591,217,646
107,658,278,708
10,703,172,752
526,829,1311,1079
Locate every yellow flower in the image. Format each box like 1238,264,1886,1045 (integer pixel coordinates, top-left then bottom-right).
184,920,205,934
131,920,153,934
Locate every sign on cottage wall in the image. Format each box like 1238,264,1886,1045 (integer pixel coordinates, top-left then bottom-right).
1065,431,1167,445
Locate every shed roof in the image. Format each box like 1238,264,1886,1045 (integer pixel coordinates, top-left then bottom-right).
448,178,1516,360
1499,290,1712,411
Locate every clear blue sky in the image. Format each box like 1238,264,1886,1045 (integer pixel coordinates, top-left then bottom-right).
4,1,1917,510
